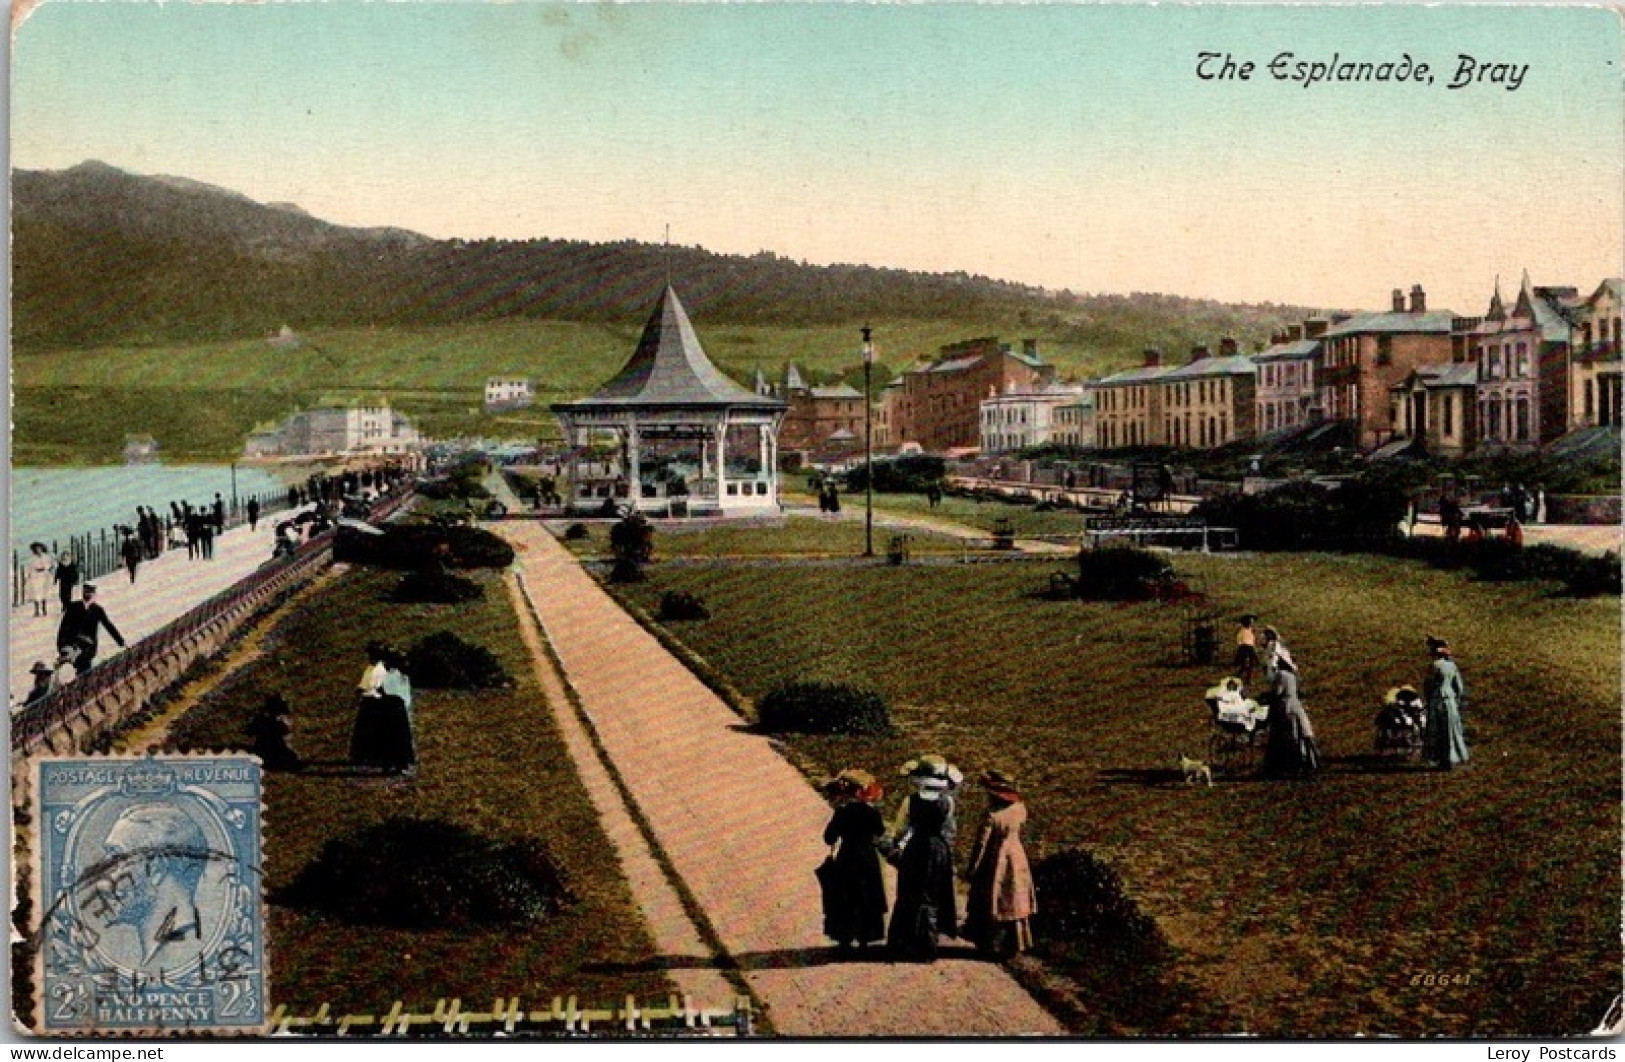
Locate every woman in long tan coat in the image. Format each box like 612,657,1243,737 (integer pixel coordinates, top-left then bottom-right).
963,769,1037,958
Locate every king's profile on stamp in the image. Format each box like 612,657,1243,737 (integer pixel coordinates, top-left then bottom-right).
33,755,267,1034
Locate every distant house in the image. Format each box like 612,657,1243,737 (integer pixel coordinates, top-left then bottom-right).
1318,285,1456,449
978,381,1088,454
485,376,534,411
1052,388,1097,450
1466,278,1584,451
1254,322,1325,436
1162,340,1257,449
244,400,423,458
892,338,1055,452
776,365,867,455
1566,278,1623,431
123,434,160,465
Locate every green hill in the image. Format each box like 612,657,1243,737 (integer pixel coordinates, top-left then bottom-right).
12,162,1321,462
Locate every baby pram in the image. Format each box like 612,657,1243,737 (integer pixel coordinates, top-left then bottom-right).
1375,685,1426,758
1205,677,1269,772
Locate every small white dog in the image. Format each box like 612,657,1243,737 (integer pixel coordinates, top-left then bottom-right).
1180,754,1213,787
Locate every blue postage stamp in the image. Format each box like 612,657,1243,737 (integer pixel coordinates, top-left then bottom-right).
33,755,267,1034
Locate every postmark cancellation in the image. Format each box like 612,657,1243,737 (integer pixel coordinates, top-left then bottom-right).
30,754,267,1035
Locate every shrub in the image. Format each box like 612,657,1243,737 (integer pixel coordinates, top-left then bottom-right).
276,818,574,929
656,590,711,621
1033,848,1166,961
756,681,894,736
390,569,484,604
844,453,947,494
1566,551,1622,597
335,523,515,570
407,631,512,690
563,523,591,542
1030,848,1201,1032
1193,475,1405,552
1074,545,1174,601
609,512,654,583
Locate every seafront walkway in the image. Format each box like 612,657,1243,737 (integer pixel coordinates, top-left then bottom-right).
498,517,1065,1036
8,519,281,707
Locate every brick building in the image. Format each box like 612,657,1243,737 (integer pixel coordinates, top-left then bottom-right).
1318,285,1457,449
890,338,1053,453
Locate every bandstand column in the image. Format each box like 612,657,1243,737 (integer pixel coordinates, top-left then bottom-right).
715,420,729,502
626,417,642,507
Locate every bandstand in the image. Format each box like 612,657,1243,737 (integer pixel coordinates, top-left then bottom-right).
551,286,788,517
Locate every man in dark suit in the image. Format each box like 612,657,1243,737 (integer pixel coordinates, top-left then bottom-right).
56,584,126,676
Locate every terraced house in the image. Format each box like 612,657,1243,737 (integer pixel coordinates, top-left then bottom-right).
1253,320,1326,436
1094,349,1168,449
1318,285,1457,449
1568,278,1624,431
1161,339,1257,449
889,337,1053,452
1467,278,1585,450
978,381,1089,454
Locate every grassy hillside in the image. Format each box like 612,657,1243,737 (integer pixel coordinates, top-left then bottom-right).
13,314,1182,464
13,162,1318,463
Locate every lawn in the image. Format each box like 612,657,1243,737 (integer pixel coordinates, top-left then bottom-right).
869,491,1095,540
160,564,674,1012
616,549,1622,1036
559,513,973,560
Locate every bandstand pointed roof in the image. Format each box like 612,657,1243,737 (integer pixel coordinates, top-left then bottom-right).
554,286,786,413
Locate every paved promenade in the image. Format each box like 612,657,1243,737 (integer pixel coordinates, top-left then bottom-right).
8,520,280,707
499,518,1064,1036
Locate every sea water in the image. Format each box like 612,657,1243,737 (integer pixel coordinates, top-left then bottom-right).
9,465,294,553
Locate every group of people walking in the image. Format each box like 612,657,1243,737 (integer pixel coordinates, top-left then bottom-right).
818,755,1036,964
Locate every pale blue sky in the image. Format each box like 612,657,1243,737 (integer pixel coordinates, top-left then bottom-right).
12,2,1624,311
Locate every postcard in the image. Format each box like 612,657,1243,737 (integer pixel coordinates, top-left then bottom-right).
8,0,1622,1042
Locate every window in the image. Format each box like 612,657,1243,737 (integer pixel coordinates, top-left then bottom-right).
1515,398,1529,441
1585,379,1596,422
1443,394,1454,436
1376,335,1393,366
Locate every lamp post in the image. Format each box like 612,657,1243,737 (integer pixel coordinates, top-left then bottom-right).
862,325,874,558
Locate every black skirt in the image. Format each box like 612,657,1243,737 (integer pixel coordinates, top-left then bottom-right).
350,695,416,770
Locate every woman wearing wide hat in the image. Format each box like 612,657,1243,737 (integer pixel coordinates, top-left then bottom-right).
963,769,1038,959
884,755,962,962
818,769,888,955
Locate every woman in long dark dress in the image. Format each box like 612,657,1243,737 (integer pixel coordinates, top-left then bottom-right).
1423,635,1470,770
885,756,962,962
1260,668,1322,779
820,770,888,955
349,642,392,769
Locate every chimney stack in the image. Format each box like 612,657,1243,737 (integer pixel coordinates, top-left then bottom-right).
1219,337,1238,358
1143,348,1162,368
1409,284,1427,313
1392,288,1406,313
1288,324,1304,342
1189,345,1210,364
1022,338,1039,358
1304,318,1330,339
